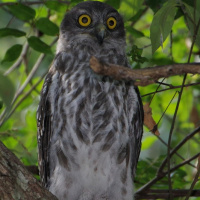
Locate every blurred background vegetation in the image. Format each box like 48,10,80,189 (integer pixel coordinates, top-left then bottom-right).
0,0,200,199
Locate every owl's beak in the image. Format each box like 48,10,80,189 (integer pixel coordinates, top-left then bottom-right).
96,24,107,44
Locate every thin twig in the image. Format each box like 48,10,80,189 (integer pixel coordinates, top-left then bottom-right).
136,152,200,194
0,73,46,127
156,91,178,126
149,78,165,105
167,153,200,174
13,37,58,102
141,82,200,97
135,189,200,199
158,126,200,173
166,15,200,198
185,156,200,200
155,135,196,168
167,74,187,199
13,53,45,102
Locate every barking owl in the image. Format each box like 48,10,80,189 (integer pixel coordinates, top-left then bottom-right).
37,1,143,200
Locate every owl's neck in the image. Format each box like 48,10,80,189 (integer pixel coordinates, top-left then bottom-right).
56,35,128,67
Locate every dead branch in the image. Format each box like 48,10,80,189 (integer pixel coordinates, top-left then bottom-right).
89,56,200,86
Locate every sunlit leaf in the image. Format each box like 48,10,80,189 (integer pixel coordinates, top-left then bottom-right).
2,44,22,63
36,18,59,36
150,1,177,53
28,36,52,54
141,135,157,150
119,0,144,20
45,1,67,12
7,4,36,21
0,28,26,38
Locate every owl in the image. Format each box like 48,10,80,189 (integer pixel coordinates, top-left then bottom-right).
37,1,143,200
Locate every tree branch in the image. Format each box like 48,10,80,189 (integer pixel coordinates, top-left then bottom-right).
142,82,200,97
136,152,200,194
185,156,200,200
158,126,200,173
0,141,57,200
89,56,200,86
135,189,200,199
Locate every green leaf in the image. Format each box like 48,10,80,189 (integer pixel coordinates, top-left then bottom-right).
182,2,194,21
7,3,36,21
106,0,121,10
36,18,59,36
28,36,52,54
150,1,177,54
2,44,22,63
119,0,144,20
182,0,195,7
71,0,83,3
0,73,15,108
45,1,67,12
183,2,200,47
0,28,26,38
128,8,147,22
145,0,168,13
128,45,148,64
126,26,144,38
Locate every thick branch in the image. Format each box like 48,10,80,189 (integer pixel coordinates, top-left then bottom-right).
0,141,58,200
89,56,200,86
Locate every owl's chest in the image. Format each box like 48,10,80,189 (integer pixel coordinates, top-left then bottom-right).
49,68,134,190
50,69,130,142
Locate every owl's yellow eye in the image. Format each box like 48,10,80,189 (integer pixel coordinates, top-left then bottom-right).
78,14,91,27
107,17,117,29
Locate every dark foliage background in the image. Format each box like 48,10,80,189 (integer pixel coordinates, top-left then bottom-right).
0,0,200,199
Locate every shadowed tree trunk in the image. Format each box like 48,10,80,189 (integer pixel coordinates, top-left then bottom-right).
0,141,58,200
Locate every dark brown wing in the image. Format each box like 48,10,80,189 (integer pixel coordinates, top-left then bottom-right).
37,71,54,188
129,86,144,178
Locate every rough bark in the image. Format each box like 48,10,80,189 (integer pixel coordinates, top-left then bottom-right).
0,141,58,200
90,56,200,86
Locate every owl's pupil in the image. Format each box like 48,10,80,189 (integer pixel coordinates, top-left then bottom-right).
109,20,114,26
82,17,88,23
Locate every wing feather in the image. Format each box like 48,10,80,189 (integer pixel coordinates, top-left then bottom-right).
129,85,144,178
37,71,54,188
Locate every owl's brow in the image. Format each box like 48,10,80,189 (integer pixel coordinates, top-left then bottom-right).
75,8,92,15
105,11,120,18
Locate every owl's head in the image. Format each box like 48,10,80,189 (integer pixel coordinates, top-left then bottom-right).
58,1,125,51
